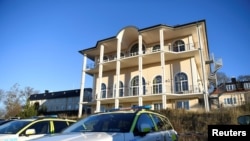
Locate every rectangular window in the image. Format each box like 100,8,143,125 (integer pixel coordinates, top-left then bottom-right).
228,98,232,104
61,105,65,110
224,98,227,104
224,97,237,105
153,84,162,94
75,104,79,110
233,97,237,104
154,103,163,110
176,101,189,110
244,83,250,89
226,84,236,91
68,105,72,110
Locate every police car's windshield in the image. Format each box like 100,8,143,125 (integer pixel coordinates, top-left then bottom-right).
0,120,31,134
63,113,135,133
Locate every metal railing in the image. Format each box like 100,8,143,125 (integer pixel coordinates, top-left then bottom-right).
100,84,202,99
85,42,198,70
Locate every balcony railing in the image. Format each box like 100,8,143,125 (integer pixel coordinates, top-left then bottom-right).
100,84,202,99
86,63,96,69
85,42,198,70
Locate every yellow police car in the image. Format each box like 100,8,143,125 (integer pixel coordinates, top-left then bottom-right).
0,116,76,141
33,105,178,141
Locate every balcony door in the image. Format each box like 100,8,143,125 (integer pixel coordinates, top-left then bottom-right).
130,75,146,96
175,72,188,93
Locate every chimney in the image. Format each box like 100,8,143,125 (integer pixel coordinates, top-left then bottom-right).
231,77,236,84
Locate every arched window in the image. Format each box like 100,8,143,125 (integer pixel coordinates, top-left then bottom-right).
152,44,160,52
101,83,107,98
175,72,188,93
173,40,185,52
130,43,145,56
113,81,124,97
153,75,162,94
130,75,146,96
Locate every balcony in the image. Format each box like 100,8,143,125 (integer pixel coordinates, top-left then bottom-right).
85,42,200,74
99,84,203,101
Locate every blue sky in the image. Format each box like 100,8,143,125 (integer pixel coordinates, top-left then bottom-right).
0,0,249,93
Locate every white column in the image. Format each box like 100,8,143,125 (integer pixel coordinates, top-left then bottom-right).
92,73,96,101
138,34,143,106
197,24,210,112
96,45,104,112
78,54,87,118
115,39,121,108
190,58,196,92
160,29,167,109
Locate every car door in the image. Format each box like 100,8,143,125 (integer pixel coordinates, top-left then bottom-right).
133,113,164,141
151,114,178,141
18,120,50,141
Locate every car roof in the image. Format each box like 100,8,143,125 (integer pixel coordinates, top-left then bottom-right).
8,117,75,122
14,118,36,122
94,105,160,115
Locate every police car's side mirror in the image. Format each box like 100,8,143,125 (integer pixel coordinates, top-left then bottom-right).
237,115,250,125
25,129,36,136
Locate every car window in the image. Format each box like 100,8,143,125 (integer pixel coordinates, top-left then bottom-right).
21,121,50,135
53,121,71,133
63,113,134,133
67,121,75,126
0,120,31,134
0,120,14,126
90,113,134,132
134,113,155,135
151,114,167,131
161,116,173,130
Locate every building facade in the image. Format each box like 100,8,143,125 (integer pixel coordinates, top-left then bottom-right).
29,88,92,115
78,20,217,117
210,78,250,109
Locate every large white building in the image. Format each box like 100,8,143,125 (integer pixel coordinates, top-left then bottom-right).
29,88,92,115
78,19,221,117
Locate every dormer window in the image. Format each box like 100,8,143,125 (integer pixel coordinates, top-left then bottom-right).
226,84,236,91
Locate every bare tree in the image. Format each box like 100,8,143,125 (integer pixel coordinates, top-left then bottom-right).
4,83,22,118
216,72,230,85
0,89,6,118
0,109,5,118
20,87,39,105
0,89,4,102
3,83,39,118
238,75,250,81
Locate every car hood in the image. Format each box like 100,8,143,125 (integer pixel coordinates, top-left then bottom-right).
33,132,126,141
0,134,18,141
